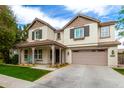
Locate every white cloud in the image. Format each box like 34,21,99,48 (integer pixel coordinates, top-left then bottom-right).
10,5,120,29
10,5,69,29
64,5,113,16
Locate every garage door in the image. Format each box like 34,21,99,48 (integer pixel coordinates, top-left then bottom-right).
72,50,107,66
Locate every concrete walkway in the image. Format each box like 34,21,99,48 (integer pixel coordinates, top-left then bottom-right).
0,74,33,88
30,65,124,88
32,65,57,71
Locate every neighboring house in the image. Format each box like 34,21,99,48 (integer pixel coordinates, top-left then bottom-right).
16,14,120,67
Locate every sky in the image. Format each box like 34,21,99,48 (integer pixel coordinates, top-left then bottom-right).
10,5,121,29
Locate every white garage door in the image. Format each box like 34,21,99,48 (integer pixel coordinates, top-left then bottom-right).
72,50,107,66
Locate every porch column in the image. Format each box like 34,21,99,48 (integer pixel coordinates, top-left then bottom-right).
62,49,65,64
59,48,62,64
18,49,24,64
18,49,21,64
51,45,55,66
32,47,35,64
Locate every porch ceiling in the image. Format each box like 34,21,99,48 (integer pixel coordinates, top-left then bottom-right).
16,39,66,48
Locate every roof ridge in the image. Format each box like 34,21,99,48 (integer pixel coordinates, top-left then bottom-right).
26,17,56,31
26,15,115,32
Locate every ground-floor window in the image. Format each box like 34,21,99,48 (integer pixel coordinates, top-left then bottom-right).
24,50,28,61
35,49,42,60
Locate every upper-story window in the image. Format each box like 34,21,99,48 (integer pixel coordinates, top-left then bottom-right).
74,27,84,39
32,30,42,40
100,26,110,38
57,33,61,40
70,26,89,39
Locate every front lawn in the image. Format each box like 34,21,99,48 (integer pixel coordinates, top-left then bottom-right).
0,64,51,82
113,68,124,75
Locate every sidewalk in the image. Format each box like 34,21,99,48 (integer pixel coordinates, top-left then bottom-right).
0,74,33,88
32,65,57,71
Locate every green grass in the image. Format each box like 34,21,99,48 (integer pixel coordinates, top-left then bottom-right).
0,64,51,82
113,68,124,75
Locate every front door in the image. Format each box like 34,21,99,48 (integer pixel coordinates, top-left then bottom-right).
55,49,59,64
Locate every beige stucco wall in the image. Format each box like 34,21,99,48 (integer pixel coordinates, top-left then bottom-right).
63,23,99,47
65,48,72,64
54,32,64,43
20,49,25,64
62,49,65,64
47,27,55,40
98,25,116,43
27,22,116,44
27,26,55,42
107,46,118,67
41,47,50,64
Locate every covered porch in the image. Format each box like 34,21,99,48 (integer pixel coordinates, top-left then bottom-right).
16,40,66,66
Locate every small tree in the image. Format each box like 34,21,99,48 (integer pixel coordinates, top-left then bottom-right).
0,6,18,64
15,24,29,44
0,6,30,64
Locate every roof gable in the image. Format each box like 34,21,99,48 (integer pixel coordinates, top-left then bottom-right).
28,20,44,30
62,15,100,29
26,18,56,31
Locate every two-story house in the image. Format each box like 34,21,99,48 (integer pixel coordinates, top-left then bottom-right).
16,14,120,67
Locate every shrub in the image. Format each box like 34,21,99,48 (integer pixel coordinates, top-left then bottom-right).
0,59,3,64
11,54,18,64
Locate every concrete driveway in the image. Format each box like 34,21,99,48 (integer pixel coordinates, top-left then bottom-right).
31,65,124,88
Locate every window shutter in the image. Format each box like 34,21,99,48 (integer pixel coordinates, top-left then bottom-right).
70,29,74,38
39,30,42,39
32,32,34,40
84,26,89,36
